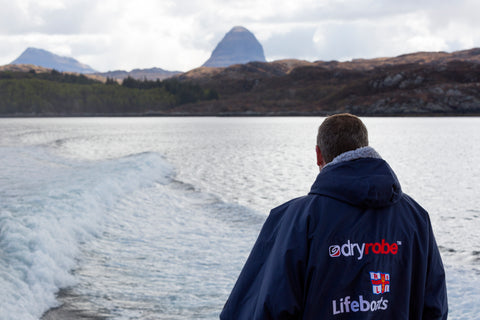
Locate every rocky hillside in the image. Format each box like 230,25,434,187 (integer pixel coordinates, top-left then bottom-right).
174,49,480,116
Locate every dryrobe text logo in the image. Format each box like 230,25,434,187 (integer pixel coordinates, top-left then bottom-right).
328,239,400,260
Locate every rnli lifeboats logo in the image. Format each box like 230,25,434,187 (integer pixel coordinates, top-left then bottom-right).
331,271,391,315
370,272,390,294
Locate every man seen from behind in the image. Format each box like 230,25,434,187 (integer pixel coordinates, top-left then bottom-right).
220,113,448,319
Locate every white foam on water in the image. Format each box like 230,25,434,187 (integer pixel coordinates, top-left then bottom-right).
49,164,264,320
0,146,174,320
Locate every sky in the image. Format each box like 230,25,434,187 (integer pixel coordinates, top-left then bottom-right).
1,0,479,72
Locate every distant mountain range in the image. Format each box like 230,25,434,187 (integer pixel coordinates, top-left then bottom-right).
6,26,265,80
11,47,97,74
9,47,181,81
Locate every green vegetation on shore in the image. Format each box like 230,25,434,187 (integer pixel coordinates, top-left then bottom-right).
0,70,218,116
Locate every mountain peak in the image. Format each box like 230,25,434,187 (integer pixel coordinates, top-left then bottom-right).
202,26,266,68
11,47,97,74
230,26,249,32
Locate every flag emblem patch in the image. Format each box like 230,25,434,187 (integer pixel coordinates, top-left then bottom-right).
369,272,390,294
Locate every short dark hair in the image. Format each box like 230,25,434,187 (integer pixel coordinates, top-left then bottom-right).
317,113,369,163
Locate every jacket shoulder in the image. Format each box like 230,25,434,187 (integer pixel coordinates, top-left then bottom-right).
269,194,318,220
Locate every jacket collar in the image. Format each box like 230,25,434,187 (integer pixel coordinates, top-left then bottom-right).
323,146,382,169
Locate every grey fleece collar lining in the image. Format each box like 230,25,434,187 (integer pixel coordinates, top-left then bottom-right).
324,146,382,169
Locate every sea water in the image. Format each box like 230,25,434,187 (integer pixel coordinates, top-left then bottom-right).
0,117,479,319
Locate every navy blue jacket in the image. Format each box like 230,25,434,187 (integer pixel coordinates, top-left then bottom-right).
220,157,447,319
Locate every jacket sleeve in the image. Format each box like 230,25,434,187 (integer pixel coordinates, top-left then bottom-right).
220,203,308,320
422,219,448,320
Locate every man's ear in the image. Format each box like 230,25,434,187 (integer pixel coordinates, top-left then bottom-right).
316,145,326,168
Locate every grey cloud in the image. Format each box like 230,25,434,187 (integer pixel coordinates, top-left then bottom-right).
259,22,400,62
0,2,34,34
0,1,103,35
37,2,99,35
262,1,460,26
311,21,433,61
262,27,319,61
